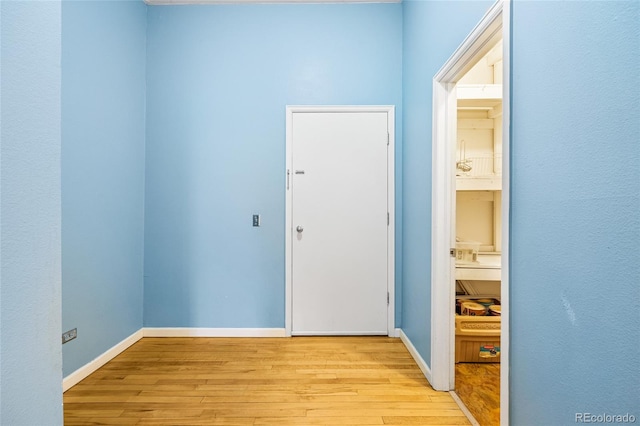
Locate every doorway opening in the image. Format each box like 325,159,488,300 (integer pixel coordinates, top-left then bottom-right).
430,1,510,425
453,38,503,426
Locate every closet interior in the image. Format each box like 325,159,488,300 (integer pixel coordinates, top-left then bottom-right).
454,39,503,364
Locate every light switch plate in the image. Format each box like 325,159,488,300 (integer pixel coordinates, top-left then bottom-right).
253,214,260,227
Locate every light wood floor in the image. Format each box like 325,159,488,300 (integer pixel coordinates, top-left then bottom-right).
455,363,500,426
64,336,471,425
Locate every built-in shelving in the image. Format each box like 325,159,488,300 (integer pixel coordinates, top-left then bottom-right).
455,79,502,283
456,83,503,192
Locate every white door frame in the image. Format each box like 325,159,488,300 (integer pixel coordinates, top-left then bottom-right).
430,1,510,424
285,105,396,337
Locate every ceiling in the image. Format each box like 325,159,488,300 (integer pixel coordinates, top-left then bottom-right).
145,0,400,4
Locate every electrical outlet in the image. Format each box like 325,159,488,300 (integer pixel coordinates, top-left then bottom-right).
62,328,77,344
252,214,260,227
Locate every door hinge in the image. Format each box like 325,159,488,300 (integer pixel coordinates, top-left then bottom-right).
286,169,290,190
387,212,390,225
387,292,390,305
450,248,456,257
387,132,390,146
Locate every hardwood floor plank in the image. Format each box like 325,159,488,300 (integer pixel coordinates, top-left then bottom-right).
202,408,308,417
383,416,474,425
199,401,462,410
119,408,204,418
64,409,124,418
243,384,360,395
136,419,255,426
125,395,204,403
154,378,209,385
64,396,134,403
306,408,470,417
254,416,385,425
157,393,435,403
63,418,139,425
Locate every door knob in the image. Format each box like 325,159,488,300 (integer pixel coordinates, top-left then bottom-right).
296,226,304,233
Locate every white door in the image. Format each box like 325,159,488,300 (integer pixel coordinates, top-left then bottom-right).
289,109,390,335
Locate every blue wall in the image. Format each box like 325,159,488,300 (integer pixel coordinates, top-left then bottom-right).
62,0,147,376
401,0,492,365
0,1,63,424
510,1,640,423
144,4,403,327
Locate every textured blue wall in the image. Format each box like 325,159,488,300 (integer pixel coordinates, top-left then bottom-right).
0,1,63,424
510,1,640,422
144,4,403,327
62,0,147,376
401,0,492,366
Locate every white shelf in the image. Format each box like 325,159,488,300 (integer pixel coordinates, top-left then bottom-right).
455,253,501,281
457,84,502,101
456,176,501,191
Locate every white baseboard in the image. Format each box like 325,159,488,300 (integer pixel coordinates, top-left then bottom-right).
142,327,287,338
450,391,480,426
62,329,143,392
399,329,432,385
393,328,401,338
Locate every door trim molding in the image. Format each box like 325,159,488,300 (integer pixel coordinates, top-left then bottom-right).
500,3,511,425
285,105,395,337
430,2,510,423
